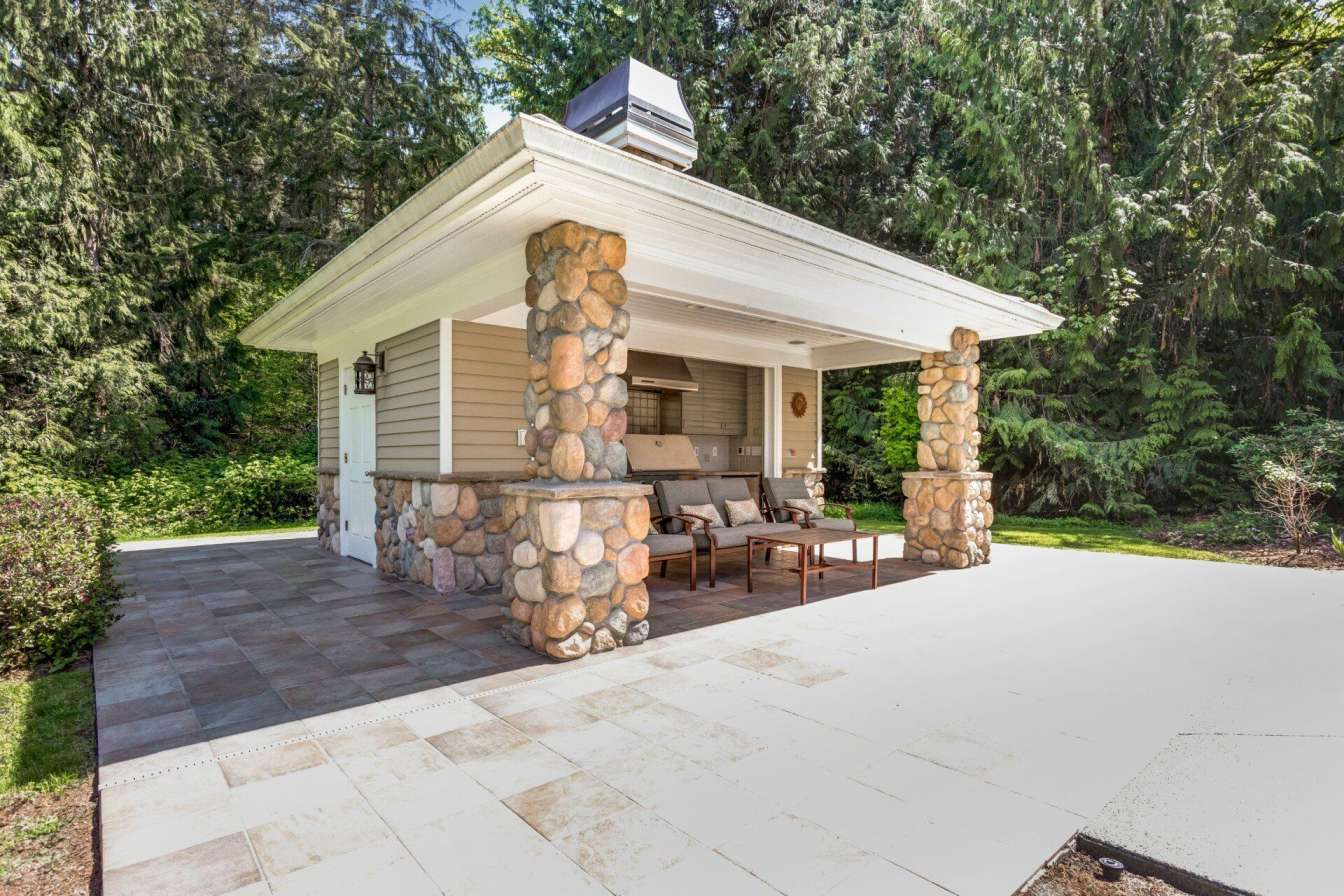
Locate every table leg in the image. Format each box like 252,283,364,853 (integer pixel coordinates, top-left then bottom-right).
870,535,878,589
799,542,809,604
746,538,754,593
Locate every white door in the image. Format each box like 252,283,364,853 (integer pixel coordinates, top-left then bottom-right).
342,370,377,566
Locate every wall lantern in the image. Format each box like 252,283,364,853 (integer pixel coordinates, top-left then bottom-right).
353,351,378,395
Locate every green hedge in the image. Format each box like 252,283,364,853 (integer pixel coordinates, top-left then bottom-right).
0,451,315,540
0,495,124,670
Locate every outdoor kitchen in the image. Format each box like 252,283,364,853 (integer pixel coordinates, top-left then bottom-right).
622,350,770,503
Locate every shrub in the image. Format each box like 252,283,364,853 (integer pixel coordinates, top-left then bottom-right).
0,449,316,540
0,495,123,670
211,454,314,524
1230,410,1341,553
1249,449,1333,554
1155,509,1278,548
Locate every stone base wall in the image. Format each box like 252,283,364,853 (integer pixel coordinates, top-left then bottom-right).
901,471,993,568
500,482,653,660
317,471,340,554
373,476,509,595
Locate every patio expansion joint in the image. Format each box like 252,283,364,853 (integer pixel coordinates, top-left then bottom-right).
95,657,632,791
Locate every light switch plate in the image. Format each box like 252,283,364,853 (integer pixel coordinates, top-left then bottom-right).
516,428,528,447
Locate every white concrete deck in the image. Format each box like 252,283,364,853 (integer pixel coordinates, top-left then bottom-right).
97,535,1343,895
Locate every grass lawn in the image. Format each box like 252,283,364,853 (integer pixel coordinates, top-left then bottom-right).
0,669,98,891
840,502,1229,562
118,519,312,542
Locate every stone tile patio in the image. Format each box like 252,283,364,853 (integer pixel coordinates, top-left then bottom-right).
97,534,1343,895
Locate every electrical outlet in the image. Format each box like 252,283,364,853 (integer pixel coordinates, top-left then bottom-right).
516,428,528,447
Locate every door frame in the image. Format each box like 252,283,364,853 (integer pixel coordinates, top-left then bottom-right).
339,363,377,565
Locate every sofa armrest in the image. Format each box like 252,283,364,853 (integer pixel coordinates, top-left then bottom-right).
772,506,810,524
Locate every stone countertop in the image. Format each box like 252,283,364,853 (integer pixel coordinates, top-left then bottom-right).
366,470,526,483
901,470,993,480
501,480,652,499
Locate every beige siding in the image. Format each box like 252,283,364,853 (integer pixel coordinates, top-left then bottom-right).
452,321,528,474
680,358,748,435
317,360,340,467
732,366,765,472
782,365,819,469
376,322,439,475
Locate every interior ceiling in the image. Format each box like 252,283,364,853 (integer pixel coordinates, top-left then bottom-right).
624,292,865,350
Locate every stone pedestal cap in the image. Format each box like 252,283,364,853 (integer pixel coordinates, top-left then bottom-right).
501,480,652,500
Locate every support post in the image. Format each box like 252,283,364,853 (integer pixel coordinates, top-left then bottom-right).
501,220,653,660
901,327,994,568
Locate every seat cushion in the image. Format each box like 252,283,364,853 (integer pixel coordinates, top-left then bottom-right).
655,479,713,533
644,531,693,557
694,521,799,550
810,516,856,531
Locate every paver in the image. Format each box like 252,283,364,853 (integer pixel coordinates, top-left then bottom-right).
100,534,1344,895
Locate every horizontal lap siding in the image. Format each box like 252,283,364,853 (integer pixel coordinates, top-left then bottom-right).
376,322,439,475
782,365,819,468
318,360,339,467
681,359,748,435
453,322,528,474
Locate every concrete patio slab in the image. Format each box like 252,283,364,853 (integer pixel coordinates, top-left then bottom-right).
1081,733,1344,895
97,534,1343,895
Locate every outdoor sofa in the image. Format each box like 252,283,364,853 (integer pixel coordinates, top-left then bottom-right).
653,477,803,587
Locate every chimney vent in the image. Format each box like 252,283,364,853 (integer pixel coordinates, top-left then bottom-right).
563,58,698,170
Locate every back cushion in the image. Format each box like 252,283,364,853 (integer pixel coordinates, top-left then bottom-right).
706,477,752,522
655,479,713,533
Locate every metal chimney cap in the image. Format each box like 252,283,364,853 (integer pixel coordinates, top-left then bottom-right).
563,58,698,170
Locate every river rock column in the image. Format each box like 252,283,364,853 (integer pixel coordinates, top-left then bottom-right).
500,482,653,659
522,220,630,482
504,220,653,661
902,327,993,568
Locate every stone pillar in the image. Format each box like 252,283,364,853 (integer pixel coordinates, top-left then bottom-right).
521,221,630,482
503,220,653,660
902,327,994,568
317,470,340,554
500,482,652,659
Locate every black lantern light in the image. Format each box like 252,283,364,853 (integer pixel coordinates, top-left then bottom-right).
353,351,378,395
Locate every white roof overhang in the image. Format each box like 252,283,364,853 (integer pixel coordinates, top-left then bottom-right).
240,115,1062,368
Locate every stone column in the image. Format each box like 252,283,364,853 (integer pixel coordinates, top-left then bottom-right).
521,221,631,482
901,327,994,568
503,220,653,660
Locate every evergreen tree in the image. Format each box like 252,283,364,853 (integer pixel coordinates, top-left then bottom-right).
475,0,1344,516
1,0,484,468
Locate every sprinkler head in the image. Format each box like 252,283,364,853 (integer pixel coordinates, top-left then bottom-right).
1098,856,1124,882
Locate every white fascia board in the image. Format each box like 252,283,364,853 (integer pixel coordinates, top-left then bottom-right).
243,113,1062,354
809,341,920,370
518,117,1063,339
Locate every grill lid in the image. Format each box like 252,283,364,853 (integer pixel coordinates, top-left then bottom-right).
563,58,698,170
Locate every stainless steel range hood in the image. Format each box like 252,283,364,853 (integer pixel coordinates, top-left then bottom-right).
625,351,699,392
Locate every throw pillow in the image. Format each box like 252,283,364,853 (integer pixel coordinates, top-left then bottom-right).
784,497,822,520
679,503,725,528
724,498,764,526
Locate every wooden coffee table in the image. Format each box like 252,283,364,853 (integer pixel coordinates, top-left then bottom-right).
746,528,880,604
